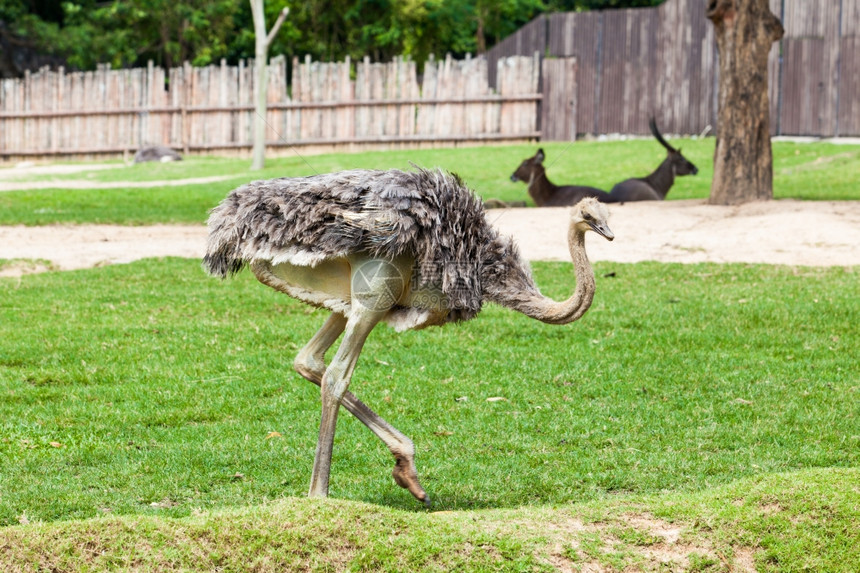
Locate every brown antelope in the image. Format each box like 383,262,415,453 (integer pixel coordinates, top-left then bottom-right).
510,148,612,206
607,118,698,202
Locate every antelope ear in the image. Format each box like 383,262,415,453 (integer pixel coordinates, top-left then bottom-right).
536,148,545,163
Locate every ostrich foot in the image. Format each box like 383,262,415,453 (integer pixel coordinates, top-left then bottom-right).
393,454,430,506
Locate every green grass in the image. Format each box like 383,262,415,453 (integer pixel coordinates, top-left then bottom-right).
2,469,857,571
1,259,858,569
1,141,859,570
1,139,858,225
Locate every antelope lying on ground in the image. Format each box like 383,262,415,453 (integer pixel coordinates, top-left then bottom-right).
510,148,612,206
608,118,698,201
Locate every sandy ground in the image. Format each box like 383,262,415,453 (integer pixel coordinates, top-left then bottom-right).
0,161,240,192
2,198,859,277
0,174,239,191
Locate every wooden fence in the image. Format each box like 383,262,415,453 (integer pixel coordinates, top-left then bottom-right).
2,0,858,160
488,0,860,137
0,54,540,159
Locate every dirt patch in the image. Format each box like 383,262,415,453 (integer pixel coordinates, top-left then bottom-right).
0,174,239,192
509,512,755,572
488,199,860,267
0,161,243,191
626,514,682,544
0,162,121,177
2,199,859,276
0,224,205,276
0,258,57,277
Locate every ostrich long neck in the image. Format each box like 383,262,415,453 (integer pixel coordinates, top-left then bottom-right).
501,226,595,325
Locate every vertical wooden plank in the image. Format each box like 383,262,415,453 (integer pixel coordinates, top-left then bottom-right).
217,58,226,149
69,72,77,152
30,68,37,152
418,55,437,136
439,54,453,136
311,58,325,139
56,67,65,151
572,12,600,135
767,0,783,135
122,66,129,150
318,60,330,140
106,66,114,151
236,59,246,146
364,60,374,137
33,69,40,152
780,0,840,136
267,55,284,145
451,54,465,138
2,79,8,153
541,57,578,141
355,57,367,140
167,67,176,149
599,10,625,134
299,55,312,141
838,36,860,135
344,57,355,141
183,61,192,153
31,68,40,152
189,63,198,148
499,57,513,135
823,0,841,136
289,57,299,142
0,79,6,153
383,58,395,137
372,61,382,137
29,68,37,152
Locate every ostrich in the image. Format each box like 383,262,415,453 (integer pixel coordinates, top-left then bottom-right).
204,167,614,504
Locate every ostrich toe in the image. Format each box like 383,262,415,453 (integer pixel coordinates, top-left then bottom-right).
393,455,429,505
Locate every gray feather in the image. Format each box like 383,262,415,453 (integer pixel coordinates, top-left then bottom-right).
204,167,538,322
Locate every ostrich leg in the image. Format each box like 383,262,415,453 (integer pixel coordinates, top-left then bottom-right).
309,303,385,497
296,313,429,504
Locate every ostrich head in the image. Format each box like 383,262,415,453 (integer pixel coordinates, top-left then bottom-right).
571,197,614,241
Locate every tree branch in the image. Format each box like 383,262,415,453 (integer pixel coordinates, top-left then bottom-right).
265,7,290,47
706,0,735,22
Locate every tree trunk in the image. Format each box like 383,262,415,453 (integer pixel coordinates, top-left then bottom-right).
250,0,268,171
707,0,784,205
249,2,288,171
475,5,486,55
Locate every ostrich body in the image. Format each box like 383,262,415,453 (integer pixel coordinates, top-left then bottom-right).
204,168,614,504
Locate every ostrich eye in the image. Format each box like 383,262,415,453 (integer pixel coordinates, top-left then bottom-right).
583,213,593,221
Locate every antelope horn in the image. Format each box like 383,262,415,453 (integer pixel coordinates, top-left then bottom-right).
649,117,676,153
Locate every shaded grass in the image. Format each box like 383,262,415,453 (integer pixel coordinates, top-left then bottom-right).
0,259,57,274
0,182,240,225
1,468,857,571
1,259,857,528
1,139,858,225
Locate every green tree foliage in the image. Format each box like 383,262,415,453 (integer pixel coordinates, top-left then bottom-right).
1,0,665,72
3,0,241,69
546,0,663,8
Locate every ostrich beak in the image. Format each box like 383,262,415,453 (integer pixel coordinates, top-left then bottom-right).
589,222,615,241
